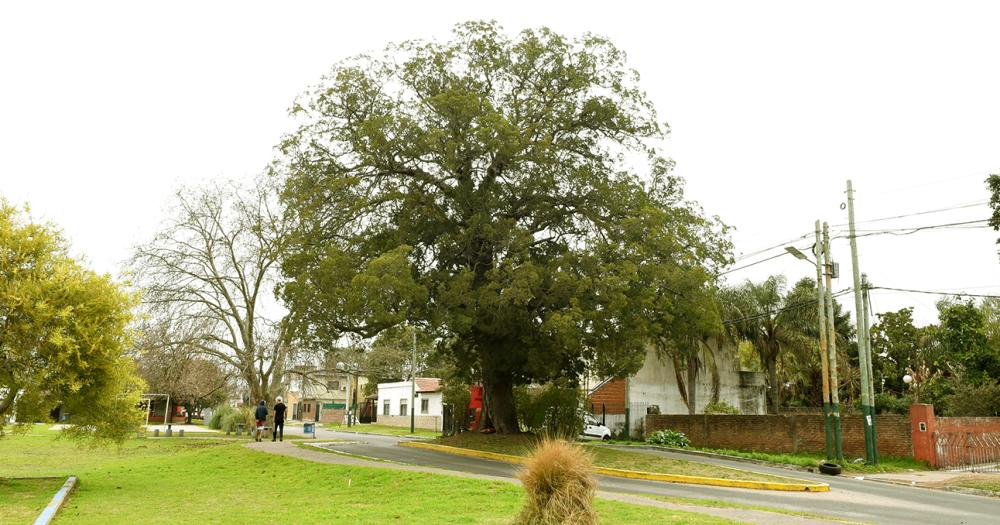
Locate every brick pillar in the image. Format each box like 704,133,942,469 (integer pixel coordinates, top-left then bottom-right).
910,404,937,467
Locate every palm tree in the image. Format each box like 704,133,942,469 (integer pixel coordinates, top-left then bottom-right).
720,276,812,413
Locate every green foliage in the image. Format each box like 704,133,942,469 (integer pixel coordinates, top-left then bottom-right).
874,392,912,415
515,383,584,437
0,200,144,443
702,401,739,415
936,300,1000,385
208,404,236,430
721,276,851,412
646,429,691,447
219,406,254,433
277,21,731,432
940,381,1000,416
870,308,931,398
988,174,1000,253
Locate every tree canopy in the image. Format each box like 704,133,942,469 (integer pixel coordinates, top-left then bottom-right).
0,200,144,441
130,181,292,405
277,22,730,432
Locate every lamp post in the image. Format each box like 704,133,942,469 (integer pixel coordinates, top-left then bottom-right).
411,325,417,434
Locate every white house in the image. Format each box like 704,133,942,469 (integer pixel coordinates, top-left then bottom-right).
376,378,444,431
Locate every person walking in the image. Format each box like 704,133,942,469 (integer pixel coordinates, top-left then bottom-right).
272,396,287,442
254,400,268,442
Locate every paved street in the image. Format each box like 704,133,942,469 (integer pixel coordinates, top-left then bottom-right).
283,427,1000,525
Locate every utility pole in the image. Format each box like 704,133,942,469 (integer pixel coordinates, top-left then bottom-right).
846,180,877,464
823,222,844,461
814,221,833,460
410,325,417,434
861,273,878,463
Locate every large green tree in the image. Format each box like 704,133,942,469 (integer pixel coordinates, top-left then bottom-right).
278,22,730,432
0,200,144,441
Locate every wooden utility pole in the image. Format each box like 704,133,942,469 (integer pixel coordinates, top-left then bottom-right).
846,180,877,464
814,220,833,460
823,222,844,461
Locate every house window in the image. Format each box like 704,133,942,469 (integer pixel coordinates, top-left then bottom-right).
400,399,408,417
421,399,429,414
327,380,340,390
383,400,390,416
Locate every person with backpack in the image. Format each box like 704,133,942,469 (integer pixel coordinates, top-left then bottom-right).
254,400,268,442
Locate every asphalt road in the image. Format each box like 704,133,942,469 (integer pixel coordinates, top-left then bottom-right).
314,428,1000,525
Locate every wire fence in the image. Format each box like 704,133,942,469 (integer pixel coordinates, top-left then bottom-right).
935,432,1000,473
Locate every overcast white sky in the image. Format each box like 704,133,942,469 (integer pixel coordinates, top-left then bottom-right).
2,1,998,327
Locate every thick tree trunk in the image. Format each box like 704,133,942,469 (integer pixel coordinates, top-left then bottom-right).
766,358,779,414
686,362,698,415
482,374,519,434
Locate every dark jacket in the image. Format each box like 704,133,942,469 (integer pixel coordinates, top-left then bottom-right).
255,404,268,421
274,402,287,422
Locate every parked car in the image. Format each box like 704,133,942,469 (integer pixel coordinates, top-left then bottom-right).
581,413,611,441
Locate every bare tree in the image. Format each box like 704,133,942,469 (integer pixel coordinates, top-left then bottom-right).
131,179,291,404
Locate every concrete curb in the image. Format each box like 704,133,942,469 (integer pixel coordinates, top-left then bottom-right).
400,442,830,492
33,476,77,525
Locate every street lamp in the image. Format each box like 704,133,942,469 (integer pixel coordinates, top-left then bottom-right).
785,245,810,261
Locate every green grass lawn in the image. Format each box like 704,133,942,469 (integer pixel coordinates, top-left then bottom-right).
0,477,65,524
434,433,804,484
953,476,1000,495
320,423,440,439
682,447,929,474
0,426,739,525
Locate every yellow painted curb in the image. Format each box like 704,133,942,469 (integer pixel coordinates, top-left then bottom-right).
399,441,829,492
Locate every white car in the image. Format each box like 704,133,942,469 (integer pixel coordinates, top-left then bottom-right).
581,413,611,441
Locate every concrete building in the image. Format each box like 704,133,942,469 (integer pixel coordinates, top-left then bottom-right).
284,371,367,425
588,339,766,436
376,378,444,431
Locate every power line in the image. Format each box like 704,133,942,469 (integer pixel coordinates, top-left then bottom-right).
716,251,790,277
870,286,1000,299
722,288,853,325
832,219,989,239
830,200,988,227
732,232,813,263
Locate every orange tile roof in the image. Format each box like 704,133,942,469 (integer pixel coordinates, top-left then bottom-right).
415,377,442,393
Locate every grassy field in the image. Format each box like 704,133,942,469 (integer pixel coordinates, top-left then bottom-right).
0,426,739,525
953,476,1000,495
434,433,804,483
0,477,65,524
683,447,929,474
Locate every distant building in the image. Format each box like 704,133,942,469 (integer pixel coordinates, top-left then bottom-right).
587,339,766,435
376,378,444,431
284,370,367,425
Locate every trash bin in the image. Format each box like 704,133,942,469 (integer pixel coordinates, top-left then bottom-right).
303,422,315,437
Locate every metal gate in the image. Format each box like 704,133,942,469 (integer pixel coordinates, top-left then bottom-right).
935,431,1000,472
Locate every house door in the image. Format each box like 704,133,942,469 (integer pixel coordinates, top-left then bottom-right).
315,406,320,422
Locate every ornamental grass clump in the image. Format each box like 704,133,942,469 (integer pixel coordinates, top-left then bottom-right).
515,438,597,525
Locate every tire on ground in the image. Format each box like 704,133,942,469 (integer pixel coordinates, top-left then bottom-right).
819,462,842,476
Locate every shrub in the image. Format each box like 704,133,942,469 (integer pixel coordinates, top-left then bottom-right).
703,401,740,415
646,429,690,447
208,404,235,430
515,438,597,525
219,406,255,433
515,383,583,438
941,381,1000,416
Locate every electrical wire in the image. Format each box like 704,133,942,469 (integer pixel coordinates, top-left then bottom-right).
830,200,988,227
722,288,853,325
732,232,814,263
831,219,989,239
716,251,790,277
870,286,1000,299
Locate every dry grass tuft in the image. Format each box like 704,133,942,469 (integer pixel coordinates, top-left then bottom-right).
515,437,598,525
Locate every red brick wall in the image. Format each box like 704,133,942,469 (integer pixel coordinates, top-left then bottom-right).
589,378,626,414
646,414,913,458
937,417,1000,433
